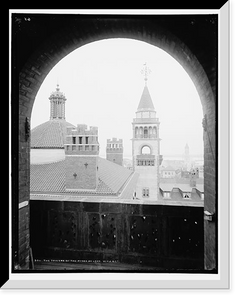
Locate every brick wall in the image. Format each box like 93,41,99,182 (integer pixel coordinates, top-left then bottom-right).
65,156,98,190
14,15,217,270
203,106,217,270
106,152,123,166
18,205,30,269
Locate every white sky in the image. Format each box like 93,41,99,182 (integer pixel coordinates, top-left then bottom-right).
31,38,204,158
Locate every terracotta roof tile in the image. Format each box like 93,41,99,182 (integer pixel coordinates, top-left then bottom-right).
97,157,133,194
31,119,75,149
30,157,137,198
30,159,66,193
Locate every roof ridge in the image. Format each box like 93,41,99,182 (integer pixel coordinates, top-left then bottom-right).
117,171,134,196
31,158,66,166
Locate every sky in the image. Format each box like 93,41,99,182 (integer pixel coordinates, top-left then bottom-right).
31,38,204,159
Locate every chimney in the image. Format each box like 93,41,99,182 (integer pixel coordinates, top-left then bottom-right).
190,169,197,187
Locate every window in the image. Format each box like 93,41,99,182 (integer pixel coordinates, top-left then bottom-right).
85,145,89,151
85,137,89,144
137,159,154,166
149,127,152,137
142,188,149,198
144,127,148,138
79,136,82,144
135,127,138,138
153,126,157,137
141,145,151,155
72,137,76,144
164,192,171,198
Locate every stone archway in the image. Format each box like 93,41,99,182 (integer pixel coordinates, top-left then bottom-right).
141,145,152,155
13,14,216,270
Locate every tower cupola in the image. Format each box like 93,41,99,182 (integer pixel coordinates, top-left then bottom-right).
49,84,66,120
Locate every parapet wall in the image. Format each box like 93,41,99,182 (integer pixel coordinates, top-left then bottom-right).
30,199,204,270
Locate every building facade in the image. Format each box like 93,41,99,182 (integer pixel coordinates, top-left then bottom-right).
65,124,100,191
161,166,176,178
132,71,161,200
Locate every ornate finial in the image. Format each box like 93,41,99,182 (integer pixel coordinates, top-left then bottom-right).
56,83,60,91
141,62,151,85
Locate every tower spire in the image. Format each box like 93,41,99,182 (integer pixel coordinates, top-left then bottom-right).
141,62,151,86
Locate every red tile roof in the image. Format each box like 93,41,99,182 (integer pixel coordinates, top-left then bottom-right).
30,159,66,193
97,157,133,194
30,157,136,198
31,119,75,149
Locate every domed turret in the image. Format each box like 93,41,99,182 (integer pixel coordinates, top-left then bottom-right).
49,84,66,120
31,85,75,164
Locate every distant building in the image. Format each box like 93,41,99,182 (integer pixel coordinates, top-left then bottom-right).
161,166,176,178
159,185,204,203
160,175,203,203
106,138,123,166
184,143,191,171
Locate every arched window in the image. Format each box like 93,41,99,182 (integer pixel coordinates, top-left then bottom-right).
149,126,152,137
141,145,151,155
135,127,138,138
144,126,148,138
139,127,143,138
153,126,157,137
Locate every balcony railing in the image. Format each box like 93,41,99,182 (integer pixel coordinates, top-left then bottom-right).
30,198,204,270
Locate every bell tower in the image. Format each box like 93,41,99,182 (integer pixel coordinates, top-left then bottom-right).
132,64,161,200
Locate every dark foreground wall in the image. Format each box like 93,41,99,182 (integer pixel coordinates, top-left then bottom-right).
30,200,204,270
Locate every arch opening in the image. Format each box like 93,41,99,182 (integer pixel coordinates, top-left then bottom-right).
141,145,151,155
15,15,217,270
